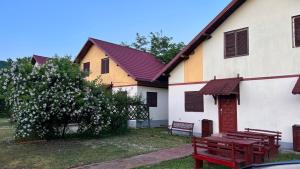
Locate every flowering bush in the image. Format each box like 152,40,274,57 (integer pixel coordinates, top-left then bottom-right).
77,82,143,135
77,80,110,135
0,57,85,139
0,60,12,117
0,57,148,140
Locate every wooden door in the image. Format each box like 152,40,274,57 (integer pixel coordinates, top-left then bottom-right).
218,95,237,133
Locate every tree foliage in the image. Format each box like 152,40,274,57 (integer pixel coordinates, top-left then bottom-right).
0,59,13,117
123,31,185,64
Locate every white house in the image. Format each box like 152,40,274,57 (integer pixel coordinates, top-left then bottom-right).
153,0,300,149
75,38,168,128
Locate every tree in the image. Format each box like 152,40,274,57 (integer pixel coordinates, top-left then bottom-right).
131,33,149,52
0,60,8,69
123,31,185,64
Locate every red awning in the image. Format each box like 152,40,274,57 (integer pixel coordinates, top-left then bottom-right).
199,78,242,95
292,77,300,95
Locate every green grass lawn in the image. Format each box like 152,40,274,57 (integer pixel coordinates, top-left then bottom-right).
0,118,190,169
137,151,300,169
0,118,11,127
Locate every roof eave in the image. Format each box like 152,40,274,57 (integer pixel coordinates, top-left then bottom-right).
151,0,247,81
74,38,140,81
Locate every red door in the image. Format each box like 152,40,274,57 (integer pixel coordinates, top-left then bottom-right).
218,95,237,133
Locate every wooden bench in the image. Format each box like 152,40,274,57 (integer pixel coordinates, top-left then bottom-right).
169,121,194,136
192,137,246,169
244,128,282,157
245,128,282,146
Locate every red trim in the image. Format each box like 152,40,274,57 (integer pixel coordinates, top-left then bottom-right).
112,84,137,88
243,74,300,81
169,81,209,86
169,74,300,86
113,82,168,89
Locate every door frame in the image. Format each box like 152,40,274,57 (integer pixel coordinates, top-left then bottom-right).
218,95,238,133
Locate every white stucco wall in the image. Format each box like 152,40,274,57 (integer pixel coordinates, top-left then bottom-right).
238,77,300,143
203,0,300,80
113,85,168,121
137,86,168,121
169,77,300,145
112,86,138,97
169,83,219,135
169,62,184,84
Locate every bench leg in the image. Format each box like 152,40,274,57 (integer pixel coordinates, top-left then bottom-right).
254,154,264,164
194,159,203,169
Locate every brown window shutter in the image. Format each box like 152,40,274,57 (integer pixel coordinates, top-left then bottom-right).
101,58,109,74
295,16,300,47
83,62,90,73
147,92,157,107
236,29,248,55
101,59,105,74
185,92,204,112
225,32,236,58
105,59,109,73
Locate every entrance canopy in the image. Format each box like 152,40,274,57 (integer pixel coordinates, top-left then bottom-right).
199,78,242,95
292,77,300,95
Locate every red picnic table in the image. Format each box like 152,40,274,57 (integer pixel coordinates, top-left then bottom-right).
192,129,282,169
205,135,258,165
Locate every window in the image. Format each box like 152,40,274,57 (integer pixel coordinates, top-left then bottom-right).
224,28,249,58
101,58,109,74
293,15,300,47
83,62,90,75
185,91,204,112
147,92,157,107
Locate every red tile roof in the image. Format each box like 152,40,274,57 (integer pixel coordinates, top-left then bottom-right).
152,0,247,81
199,78,242,95
292,77,300,95
32,55,50,65
75,38,165,82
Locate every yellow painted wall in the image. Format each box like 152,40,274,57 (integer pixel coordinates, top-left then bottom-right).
184,44,203,83
80,45,137,86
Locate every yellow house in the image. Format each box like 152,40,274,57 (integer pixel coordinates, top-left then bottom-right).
74,38,169,127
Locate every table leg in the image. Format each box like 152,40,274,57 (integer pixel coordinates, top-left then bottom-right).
245,145,253,165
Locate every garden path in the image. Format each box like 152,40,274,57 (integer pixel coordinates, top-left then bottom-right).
72,144,192,169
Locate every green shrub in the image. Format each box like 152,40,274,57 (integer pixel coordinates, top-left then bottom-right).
0,60,12,118
0,57,85,139
0,56,148,140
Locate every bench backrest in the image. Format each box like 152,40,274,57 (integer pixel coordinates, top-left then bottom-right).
172,121,194,130
244,128,282,145
225,132,268,144
192,137,240,160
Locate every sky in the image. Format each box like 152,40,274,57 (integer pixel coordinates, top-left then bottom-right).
0,0,231,61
